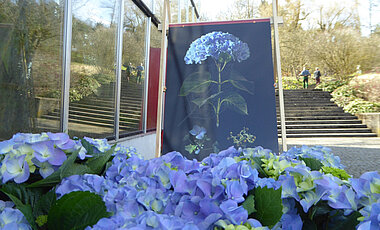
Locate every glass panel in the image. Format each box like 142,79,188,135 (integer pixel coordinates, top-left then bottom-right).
0,0,63,140
69,0,118,139
120,0,147,136
154,0,163,20
145,24,161,131
142,0,152,11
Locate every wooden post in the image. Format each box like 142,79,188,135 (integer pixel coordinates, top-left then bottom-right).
272,0,287,152
155,0,169,157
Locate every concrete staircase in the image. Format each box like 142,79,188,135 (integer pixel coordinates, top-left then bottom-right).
276,89,377,138
41,78,143,135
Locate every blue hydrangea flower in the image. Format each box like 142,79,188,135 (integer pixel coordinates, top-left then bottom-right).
282,146,344,169
356,200,380,230
0,207,31,230
1,154,30,184
189,125,207,140
47,132,75,150
219,200,248,225
0,140,14,154
0,201,14,212
56,174,106,198
32,141,67,166
83,137,111,153
184,31,250,65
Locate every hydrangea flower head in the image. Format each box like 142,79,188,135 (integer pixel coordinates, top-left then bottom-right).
184,31,250,65
32,141,67,166
0,207,31,230
189,125,207,140
1,154,30,184
83,137,111,153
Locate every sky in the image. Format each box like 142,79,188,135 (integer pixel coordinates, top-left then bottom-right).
198,0,380,36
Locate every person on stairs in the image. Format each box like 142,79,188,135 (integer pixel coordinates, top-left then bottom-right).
314,67,321,86
136,63,144,84
300,67,311,89
126,63,134,82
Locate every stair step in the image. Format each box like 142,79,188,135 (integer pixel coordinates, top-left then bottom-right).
277,120,363,125
69,105,141,117
277,115,358,120
70,103,142,112
278,128,373,134
43,112,140,127
278,112,350,116
68,110,141,122
277,124,368,129
278,133,378,138
42,114,139,130
276,107,343,111
274,89,377,138
74,99,142,109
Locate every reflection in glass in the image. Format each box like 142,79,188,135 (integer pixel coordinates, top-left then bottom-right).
0,0,63,140
119,0,147,136
68,0,118,138
141,0,153,11
145,24,161,131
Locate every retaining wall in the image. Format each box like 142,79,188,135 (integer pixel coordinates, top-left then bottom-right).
357,113,380,137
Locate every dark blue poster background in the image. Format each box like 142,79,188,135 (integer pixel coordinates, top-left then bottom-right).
163,20,278,160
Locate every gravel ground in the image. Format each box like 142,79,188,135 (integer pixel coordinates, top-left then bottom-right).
279,137,380,178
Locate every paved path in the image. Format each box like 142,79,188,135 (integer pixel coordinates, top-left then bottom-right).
280,137,380,178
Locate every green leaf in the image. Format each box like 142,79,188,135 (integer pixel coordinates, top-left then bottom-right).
80,138,95,156
242,194,256,215
311,201,331,217
0,183,43,208
228,71,254,95
249,156,268,177
300,157,323,171
1,190,38,230
28,150,79,188
185,144,197,154
47,191,110,230
85,145,115,175
192,92,223,108
221,93,248,115
254,187,283,227
61,163,92,178
33,189,57,217
328,211,361,230
302,219,318,230
179,71,213,96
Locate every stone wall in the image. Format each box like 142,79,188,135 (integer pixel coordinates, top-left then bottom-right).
357,113,380,137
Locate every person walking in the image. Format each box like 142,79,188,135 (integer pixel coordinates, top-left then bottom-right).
136,63,144,84
300,67,311,89
126,63,134,82
314,67,321,85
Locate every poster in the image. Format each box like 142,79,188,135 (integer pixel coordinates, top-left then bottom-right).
163,19,278,160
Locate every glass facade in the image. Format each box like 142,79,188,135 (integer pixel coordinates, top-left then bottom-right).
0,0,197,141
68,0,118,138
119,0,147,137
0,0,63,140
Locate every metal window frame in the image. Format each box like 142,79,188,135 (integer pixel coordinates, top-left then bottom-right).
185,0,189,22
177,0,181,23
114,0,125,141
189,0,199,19
60,0,72,133
131,0,160,27
142,17,152,133
272,0,287,152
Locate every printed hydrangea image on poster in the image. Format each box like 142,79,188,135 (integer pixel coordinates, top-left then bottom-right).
163,20,278,160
